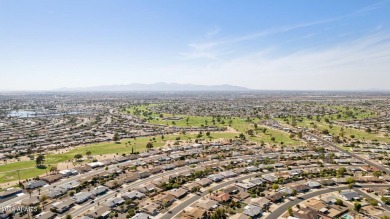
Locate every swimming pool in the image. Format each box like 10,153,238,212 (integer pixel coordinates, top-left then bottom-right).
342,214,353,219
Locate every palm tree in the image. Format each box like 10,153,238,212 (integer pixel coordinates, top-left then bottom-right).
208,188,213,197
27,189,32,197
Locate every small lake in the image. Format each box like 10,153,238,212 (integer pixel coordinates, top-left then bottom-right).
8,110,36,118
8,110,80,118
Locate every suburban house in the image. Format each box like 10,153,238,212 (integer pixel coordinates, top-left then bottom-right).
121,191,146,200
0,188,22,199
339,190,360,201
210,192,231,203
24,180,47,189
51,199,75,213
73,192,93,204
243,205,262,218
92,185,109,196
104,197,125,208
196,199,219,211
207,174,225,182
84,206,111,219
266,192,284,202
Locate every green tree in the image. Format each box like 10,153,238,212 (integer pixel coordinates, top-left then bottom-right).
381,196,390,205
288,207,293,216
210,207,226,219
354,202,361,212
373,171,382,177
35,154,45,167
346,177,355,184
208,188,213,197
146,142,154,149
128,209,135,217
368,198,378,206
337,167,346,176
74,154,83,160
113,132,120,141
335,199,343,206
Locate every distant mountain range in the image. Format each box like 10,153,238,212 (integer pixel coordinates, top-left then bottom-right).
56,82,251,92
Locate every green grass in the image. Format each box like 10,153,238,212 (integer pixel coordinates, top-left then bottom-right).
0,160,37,172
226,118,302,146
276,117,389,143
329,105,376,121
0,161,48,185
0,132,241,184
0,168,46,184
249,127,302,146
0,128,294,184
124,105,229,127
128,105,301,146
0,104,308,184
149,115,225,127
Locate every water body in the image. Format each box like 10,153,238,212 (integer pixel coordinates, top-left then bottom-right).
8,110,36,118
8,110,79,118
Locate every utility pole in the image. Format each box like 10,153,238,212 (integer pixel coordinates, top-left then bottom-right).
16,169,21,185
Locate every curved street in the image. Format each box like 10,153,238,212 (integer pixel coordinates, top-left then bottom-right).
160,165,387,219
265,184,390,219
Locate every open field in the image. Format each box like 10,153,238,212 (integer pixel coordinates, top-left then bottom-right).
126,105,300,145
149,115,223,127
276,117,390,143
0,128,294,184
227,118,302,146
0,168,46,185
329,105,376,120
249,126,302,146
125,105,227,127
0,104,328,184
0,132,240,184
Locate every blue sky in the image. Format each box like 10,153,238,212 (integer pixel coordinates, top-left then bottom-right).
1,0,390,90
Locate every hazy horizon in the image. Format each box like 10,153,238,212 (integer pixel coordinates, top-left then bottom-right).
1,82,390,93
1,0,390,91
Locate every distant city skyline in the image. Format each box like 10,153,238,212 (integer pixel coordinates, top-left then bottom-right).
1,0,390,91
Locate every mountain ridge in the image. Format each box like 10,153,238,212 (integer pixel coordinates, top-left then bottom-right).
55,82,251,92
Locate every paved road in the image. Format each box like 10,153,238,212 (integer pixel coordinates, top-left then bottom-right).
265,184,390,219
355,188,390,212
306,132,390,175
253,124,389,177
0,158,139,206
69,155,266,216
161,172,260,219
159,164,370,219
265,123,390,175
70,167,192,217
0,154,256,207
